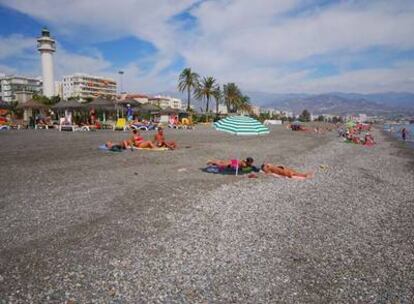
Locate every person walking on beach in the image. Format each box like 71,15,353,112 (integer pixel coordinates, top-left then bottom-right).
401,127,408,141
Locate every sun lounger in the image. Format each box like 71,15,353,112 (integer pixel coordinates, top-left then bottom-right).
129,123,156,131
0,125,10,131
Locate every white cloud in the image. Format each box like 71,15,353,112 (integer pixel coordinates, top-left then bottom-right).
0,34,112,79
54,45,112,78
0,34,34,60
1,0,414,93
296,63,414,94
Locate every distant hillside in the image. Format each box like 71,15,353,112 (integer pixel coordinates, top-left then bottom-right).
270,94,393,115
155,90,414,115
251,92,414,115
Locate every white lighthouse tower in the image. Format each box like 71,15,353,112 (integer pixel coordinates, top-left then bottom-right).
37,27,56,97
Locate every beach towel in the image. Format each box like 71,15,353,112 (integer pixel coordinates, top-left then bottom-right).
99,144,169,152
132,146,169,151
202,165,259,175
99,144,123,152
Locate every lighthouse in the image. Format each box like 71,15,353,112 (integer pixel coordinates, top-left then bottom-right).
37,27,56,97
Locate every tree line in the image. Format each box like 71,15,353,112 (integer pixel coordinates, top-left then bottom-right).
178,68,251,115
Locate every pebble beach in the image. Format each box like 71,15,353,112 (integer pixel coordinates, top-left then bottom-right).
0,126,413,303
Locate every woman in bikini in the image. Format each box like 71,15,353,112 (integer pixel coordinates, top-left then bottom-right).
153,127,177,150
130,129,155,149
207,157,254,169
261,163,313,179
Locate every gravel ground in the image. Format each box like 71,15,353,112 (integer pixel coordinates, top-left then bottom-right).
0,126,413,303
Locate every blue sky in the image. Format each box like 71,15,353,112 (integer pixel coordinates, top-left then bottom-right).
0,0,413,94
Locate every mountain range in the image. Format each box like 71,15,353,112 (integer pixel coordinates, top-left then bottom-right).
156,90,414,115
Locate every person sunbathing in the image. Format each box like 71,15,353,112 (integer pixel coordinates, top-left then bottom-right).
364,133,375,146
207,157,254,169
153,127,177,150
261,163,313,179
129,129,155,149
105,140,129,151
352,136,361,144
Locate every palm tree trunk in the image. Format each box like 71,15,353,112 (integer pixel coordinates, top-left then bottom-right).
216,99,219,117
187,87,191,111
205,96,209,113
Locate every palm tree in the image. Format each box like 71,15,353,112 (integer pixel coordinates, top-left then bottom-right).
223,83,241,113
195,76,218,113
238,95,252,114
213,86,222,116
178,68,199,111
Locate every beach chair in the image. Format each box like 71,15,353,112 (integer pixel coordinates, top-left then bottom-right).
181,117,195,129
113,118,128,131
0,125,10,131
59,117,76,131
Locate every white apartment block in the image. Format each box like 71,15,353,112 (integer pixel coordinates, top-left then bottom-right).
217,104,228,114
148,95,182,110
250,105,261,116
62,73,117,102
260,108,281,116
119,93,149,104
54,81,63,98
0,75,42,102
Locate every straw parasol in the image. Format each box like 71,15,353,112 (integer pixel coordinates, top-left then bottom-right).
17,99,49,110
87,97,115,110
137,103,161,114
117,98,139,107
52,99,85,110
214,115,269,175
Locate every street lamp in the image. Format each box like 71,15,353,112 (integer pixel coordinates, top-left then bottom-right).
117,70,124,118
118,70,124,95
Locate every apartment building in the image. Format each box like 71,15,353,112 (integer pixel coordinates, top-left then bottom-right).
148,95,182,110
119,93,149,104
62,73,117,102
0,75,42,102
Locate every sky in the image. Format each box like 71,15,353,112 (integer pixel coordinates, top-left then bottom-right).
0,0,414,95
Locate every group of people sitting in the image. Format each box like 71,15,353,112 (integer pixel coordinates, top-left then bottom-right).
343,127,375,146
106,127,177,151
207,157,313,179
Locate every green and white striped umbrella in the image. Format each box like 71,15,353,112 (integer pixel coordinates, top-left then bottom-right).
214,115,269,136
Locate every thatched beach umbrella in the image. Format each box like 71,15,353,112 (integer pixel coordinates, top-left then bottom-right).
87,97,116,121
17,99,49,111
214,115,269,175
87,97,116,110
137,103,161,114
160,107,185,115
117,98,139,107
52,99,85,111
17,99,49,122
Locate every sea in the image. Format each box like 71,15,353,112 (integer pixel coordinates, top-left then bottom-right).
383,124,414,147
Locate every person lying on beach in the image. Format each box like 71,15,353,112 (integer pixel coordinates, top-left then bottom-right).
105,140,129,152
129,129,155,149
261,163,313,179
153,127,177,150
364,133,375,145
352,136,361,144
207,157,254,169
